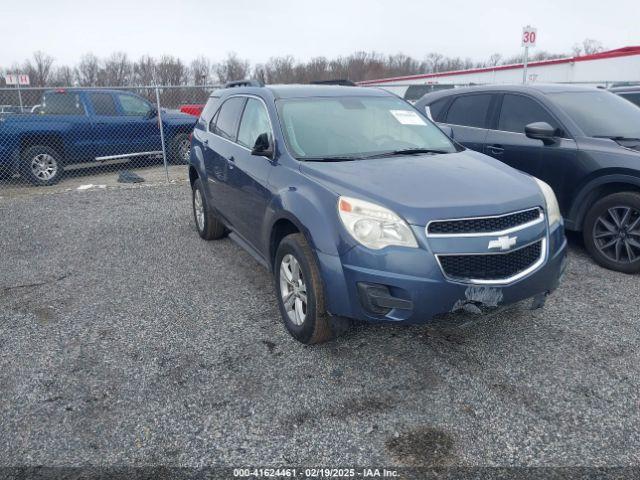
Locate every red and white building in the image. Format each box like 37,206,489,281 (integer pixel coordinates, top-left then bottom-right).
358,46,640,95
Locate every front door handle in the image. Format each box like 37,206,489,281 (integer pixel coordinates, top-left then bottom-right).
486,145,504,155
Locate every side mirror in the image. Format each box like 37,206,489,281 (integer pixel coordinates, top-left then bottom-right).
251,133,274,159
439,125,454,139
147,107,158,119
525,122,557,145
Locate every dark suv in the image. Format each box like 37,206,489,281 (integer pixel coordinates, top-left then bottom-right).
188,82,566,343
610,86,640,108
416,85,640,273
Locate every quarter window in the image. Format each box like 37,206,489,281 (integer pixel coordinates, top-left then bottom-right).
201,96,221,128
445,94,492,128
212,97,246,141
498,94,558,133
428,97,449,122
41,92,85,115
237,98,272,149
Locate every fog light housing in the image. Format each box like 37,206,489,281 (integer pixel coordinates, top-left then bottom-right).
357,282,414,315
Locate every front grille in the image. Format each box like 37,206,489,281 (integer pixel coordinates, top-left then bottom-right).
428,208,542,235
439,241,543,281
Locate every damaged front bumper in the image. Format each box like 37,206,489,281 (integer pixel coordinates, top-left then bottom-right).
317,223,567,324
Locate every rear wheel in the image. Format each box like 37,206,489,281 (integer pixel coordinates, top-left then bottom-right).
192,178,226,240
274,233,336,344
170,133,191,164
20,145,63,186
583,192,640,273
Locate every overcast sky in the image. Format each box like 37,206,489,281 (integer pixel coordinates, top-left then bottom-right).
1,0,638,67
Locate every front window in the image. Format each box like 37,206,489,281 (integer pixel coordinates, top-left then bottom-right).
117,93,152,116
548,91,640,139
276,96,457,160
237,98,272,149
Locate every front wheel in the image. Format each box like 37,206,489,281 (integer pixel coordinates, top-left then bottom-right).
274,233,336,344
583,192,640,273
21,145,63,186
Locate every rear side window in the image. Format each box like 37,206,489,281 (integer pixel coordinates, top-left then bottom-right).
42,92,85,115
200,96,221,128
90,93,118,116
445,94,492,128
619,93,640,108
428,98,450,122
498,94,558,133
212,97,246,141
237,98,272,148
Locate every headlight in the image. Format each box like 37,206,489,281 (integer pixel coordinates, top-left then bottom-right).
338,196,418,250
533,178,562,227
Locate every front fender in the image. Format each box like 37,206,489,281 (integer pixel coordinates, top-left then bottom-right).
263,184,355,317
566,172,640,230
263,184,353,259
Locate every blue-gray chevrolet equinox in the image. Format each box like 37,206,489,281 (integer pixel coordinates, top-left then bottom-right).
188,82,567,344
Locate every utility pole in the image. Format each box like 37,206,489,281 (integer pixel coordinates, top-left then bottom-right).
522,25,537,84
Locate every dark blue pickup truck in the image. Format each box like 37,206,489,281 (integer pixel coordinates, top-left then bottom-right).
0,89,196,185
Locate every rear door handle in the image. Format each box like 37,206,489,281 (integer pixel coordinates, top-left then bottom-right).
486,145,504,155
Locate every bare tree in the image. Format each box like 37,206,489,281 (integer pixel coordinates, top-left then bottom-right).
23,51,54,87
133,55,157,85
215,53,250,83
261,56,296,83
76,53,100,86
487,53,502,67
425,52,444,73
189,56,211,86
155,55,186,86
51,66,75,86
103,52,132,86
572,38,605,57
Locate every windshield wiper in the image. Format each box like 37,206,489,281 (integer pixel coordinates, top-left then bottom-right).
594,135,640,141
301,155,363,162
370,148,451,158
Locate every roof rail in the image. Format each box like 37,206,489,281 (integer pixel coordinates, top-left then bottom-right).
310,79,356,86
224,79,265,88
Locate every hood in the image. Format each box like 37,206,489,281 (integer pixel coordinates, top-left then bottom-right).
299,150,545,225
161,109,197,123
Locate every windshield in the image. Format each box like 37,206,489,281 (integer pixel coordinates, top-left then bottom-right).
548,91,640,139
276,96,457,160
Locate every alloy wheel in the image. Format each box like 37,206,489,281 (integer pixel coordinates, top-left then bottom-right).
593,205,640,264
279,254,307,326
179,138,191,162
193,188,205,232
30,153,58,181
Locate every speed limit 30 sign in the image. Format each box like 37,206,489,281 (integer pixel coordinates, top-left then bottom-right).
522,26,537,47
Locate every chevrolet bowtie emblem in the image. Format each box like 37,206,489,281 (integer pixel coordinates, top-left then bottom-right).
488,235,517,251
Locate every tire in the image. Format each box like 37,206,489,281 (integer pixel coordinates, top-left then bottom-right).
20,145,63,186
192,178,226,240
274,233,336,344
170,133,191,164
583,192,640,273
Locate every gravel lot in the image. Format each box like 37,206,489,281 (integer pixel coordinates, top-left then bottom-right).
1,181,639,468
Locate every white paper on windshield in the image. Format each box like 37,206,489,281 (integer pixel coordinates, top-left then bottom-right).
390,110,427,125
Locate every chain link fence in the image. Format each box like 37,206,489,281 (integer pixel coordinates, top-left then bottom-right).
0,85,219,188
